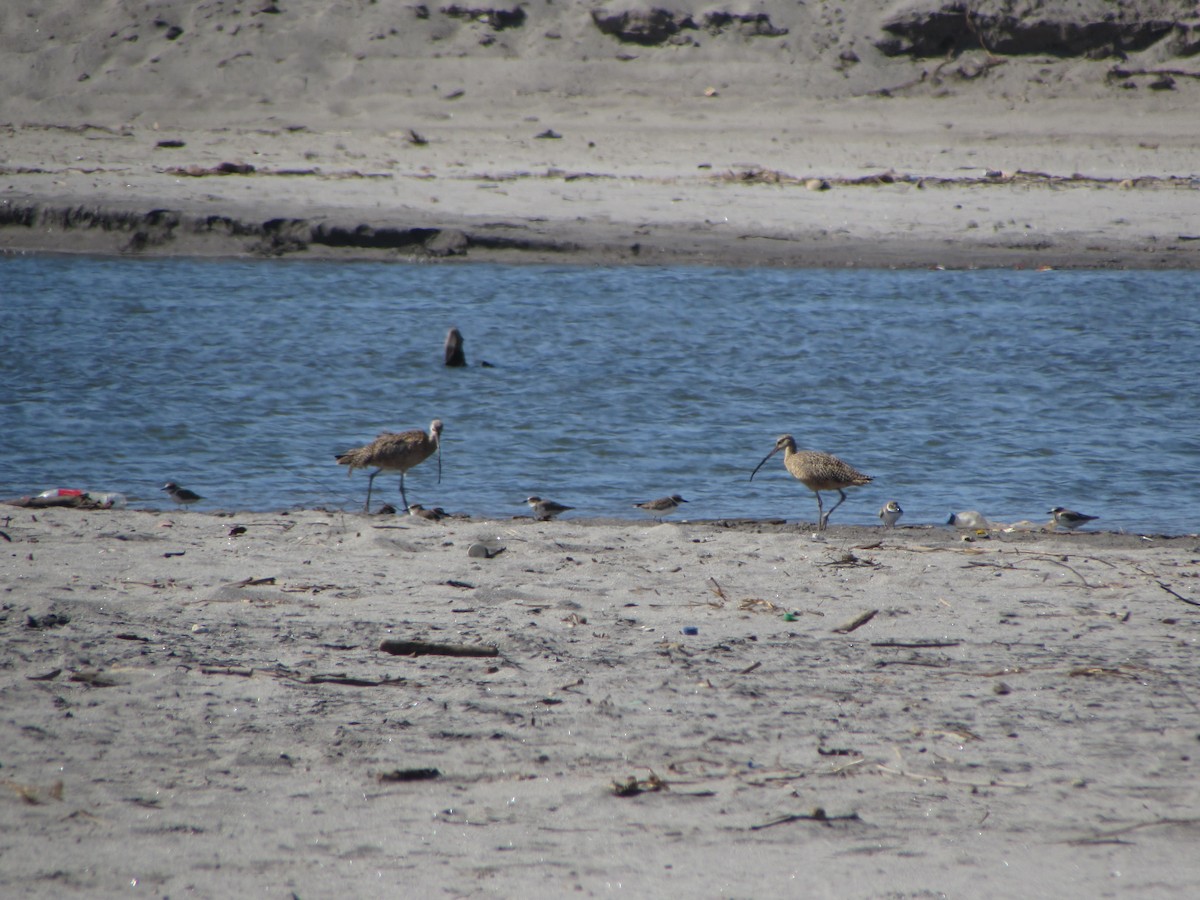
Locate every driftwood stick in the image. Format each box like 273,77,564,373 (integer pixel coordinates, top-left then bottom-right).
379,639,499,658
1156,580,1200,608
833,609,878,634
749,808,860,831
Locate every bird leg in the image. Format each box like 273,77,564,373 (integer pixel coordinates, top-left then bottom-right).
813,491,826,531
365,469,381,513
398,472,410,511
821,489,849,529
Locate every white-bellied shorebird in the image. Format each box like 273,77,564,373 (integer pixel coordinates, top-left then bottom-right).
878,500,903,528
161,482,203,506
750,435,872,530
947,510,989,530
525,496,573,521
407,503,448,521
336,419,443,513
633,494,688,521
1048,507,1098,531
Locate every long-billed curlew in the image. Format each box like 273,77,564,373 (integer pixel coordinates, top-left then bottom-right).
525,496,574,521
750,435,872,530
1048,506,1098,531
878,500,903,528
161,482,203,506
633,494,689,521
336,420,443,513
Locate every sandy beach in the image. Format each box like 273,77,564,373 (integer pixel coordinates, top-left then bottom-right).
2,506,1199,897
3,1,1199,268
4,2,1200,895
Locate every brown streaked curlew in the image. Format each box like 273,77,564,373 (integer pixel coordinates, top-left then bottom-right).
336,419,443,513
750,435,872,531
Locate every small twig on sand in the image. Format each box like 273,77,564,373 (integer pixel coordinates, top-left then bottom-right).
833,609,878,634
230,576,277,587
377,768,440,783
869,70,928,97
708,577,729,604
1155,580,1200,608
611,771,667,796
877,764,1028,789
1063,817,1200,845
380,639,498,658
823,758,869,777
749,807,860,831
301,673,409,687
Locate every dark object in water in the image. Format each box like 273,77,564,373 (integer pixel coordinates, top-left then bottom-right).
444,327,467,367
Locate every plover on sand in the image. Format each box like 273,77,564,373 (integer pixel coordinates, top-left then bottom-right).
878,500,903,528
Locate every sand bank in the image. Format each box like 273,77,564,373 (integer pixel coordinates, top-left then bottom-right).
2,507,1198,896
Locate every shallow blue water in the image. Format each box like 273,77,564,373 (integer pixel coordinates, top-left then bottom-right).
2,256,1197,534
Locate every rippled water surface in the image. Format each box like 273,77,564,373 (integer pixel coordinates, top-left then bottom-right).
2,256,1197,534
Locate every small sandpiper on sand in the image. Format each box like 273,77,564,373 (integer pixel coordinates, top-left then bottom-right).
633,494,689,521
161,482,203,506
526,496,574,521
1048,507,1099,531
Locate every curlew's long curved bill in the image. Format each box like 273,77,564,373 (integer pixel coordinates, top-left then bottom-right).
436,441,442,484
749,445,781,481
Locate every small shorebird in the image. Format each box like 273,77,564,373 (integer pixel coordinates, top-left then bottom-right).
526,496,574,521
407,503,448,521
633,494,689,521
878,500,903,528
750,435,872,531
161,482,203,506
1048,507,1098,531
336,419,443,513
947,510,989,530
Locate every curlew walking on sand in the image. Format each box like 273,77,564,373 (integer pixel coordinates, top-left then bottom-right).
525,496,574,521
336,419,443,513
633,494,689,521
1048,507,1098,532
750,435,873,531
